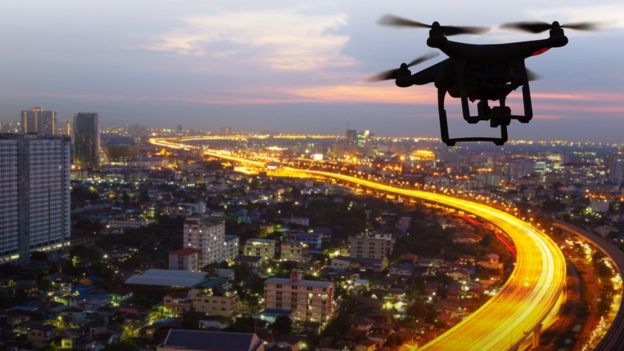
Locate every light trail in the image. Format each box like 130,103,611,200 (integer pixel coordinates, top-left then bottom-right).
280,167,566,350
150,138,567,350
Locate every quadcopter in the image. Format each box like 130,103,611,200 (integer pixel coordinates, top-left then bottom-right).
371,16,605,146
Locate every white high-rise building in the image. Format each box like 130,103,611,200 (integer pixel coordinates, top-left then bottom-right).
223,235,239,262
183,215,226,264
0,134,71,263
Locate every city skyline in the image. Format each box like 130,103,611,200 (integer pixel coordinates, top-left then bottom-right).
0,1,622,141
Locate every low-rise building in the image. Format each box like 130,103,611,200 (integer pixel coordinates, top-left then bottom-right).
264,269,334,324
294,232,323,250
330,256,388,272
164,288,239,317
189,289,239,317
125,269,207,288
169,248,202,272
280,241,309,262
243,239,276,260
348,233,394,260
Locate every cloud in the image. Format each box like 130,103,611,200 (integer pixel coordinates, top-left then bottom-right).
528,4,622,28
291,84,435,104
146,9,355,71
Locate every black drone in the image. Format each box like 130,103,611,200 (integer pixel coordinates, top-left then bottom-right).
371,15,606,146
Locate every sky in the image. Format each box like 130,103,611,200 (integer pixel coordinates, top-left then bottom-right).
0,0,622,141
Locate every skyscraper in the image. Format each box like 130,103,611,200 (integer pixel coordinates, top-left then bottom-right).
0,134,71,263
346,129,357,145
609,154,624,186
21,106,57,135
73,112,100,170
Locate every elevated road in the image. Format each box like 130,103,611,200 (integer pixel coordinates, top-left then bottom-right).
150,138,568,350
554,221,624,351
291,168,566,350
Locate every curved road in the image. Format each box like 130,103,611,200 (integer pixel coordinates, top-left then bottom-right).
297,168,566,350
150,139,567,350
554,221,624,351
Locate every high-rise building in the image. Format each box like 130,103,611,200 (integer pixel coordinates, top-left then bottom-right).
0,134,71,263
509,157,534,180
21,107,57,135
346,129,357,145
64,121,72,137
223,235,239,262
183,215,226,264
73,112,100,170
356,130,372,148
264,269,334,324
609,154,624,186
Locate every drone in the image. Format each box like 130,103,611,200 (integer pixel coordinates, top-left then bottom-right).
371,15,606,146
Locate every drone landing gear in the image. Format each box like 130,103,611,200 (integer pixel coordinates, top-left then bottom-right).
437,88,508,146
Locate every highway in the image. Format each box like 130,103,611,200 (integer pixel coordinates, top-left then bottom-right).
289,168,566,350
150,138,568,350
554,221,624,351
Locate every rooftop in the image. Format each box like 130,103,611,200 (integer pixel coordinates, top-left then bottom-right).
161,329,263,351
170,247,202,256
125,269,207,288
185,215,225,227
246,238,276,244
265,277,333,289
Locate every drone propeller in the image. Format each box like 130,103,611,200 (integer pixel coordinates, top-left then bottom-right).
367,52,438,82
378,14,489,35
500,20,611,33
526,68,541,81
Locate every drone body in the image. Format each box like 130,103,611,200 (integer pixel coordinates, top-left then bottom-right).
373,16,600,146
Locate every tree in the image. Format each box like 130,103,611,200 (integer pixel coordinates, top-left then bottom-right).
271,316,292,335
181,311,203,329
225,317,256,333
104,341,139,351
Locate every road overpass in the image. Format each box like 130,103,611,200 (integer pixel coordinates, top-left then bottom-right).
284,167,566,350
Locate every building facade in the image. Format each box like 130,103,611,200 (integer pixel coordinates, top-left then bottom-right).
21,107,57,136
183,215,226,264
0,134,71,263
164,289,239,317
609,154,624,186
223,235,239,262
169,248,202,272
280,241,308,262
73,112,100,170
348,233,394,260
243,238,276,260
264,270,334,324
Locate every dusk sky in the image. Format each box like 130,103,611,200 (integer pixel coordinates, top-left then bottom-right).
0,1,622,141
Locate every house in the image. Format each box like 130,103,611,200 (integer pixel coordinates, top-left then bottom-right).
26,323,56,347
236,255,263,269
280,241,309,262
